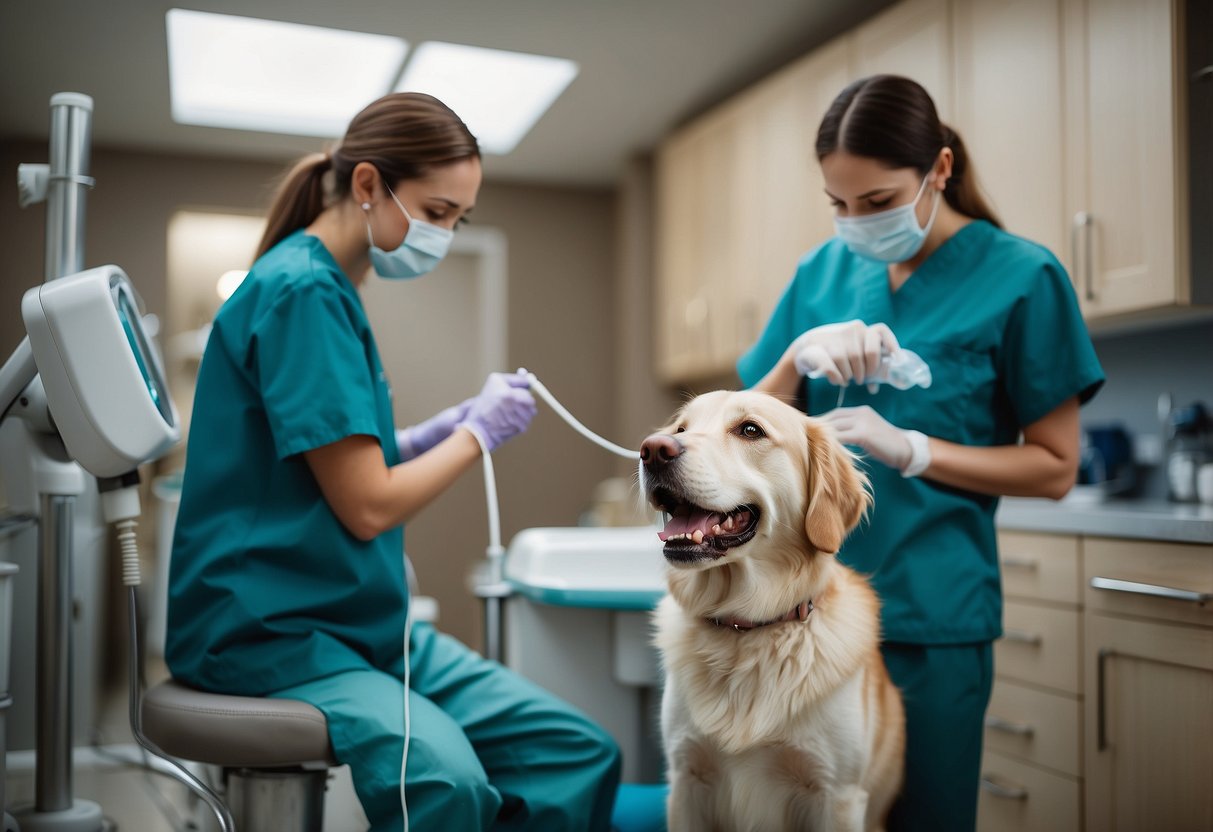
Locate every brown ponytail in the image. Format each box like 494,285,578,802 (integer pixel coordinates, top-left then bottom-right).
255,92,479,259
255,152,332,259
816,75,1002,229
937,123,1000,228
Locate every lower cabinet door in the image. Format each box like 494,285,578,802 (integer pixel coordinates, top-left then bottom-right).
977,750,1080,832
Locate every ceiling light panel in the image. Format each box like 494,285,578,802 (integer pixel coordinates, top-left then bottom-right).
166,9,408,136
396,41,578,154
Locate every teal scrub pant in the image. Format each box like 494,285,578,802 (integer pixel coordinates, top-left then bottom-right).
880,642,994,832
270,622,621,832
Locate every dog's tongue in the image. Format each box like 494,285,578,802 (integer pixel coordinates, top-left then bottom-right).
659,509,724,541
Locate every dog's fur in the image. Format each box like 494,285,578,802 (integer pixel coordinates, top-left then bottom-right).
642,391,904,832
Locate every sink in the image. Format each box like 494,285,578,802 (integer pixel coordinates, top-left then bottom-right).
504,526,667,609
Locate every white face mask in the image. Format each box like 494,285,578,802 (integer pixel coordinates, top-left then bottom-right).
364,184,454,280
834,174,940,263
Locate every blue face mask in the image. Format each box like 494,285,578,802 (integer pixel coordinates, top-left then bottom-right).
834,174,940,263
364,184,454,280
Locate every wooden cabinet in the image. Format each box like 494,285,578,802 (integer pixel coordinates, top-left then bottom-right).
986,532,1213,832
732,39,852,349
1066,0,1190,321
653,0,1204,384
981,531,1084,831
653,111,741,382
1082,538,1213,831
955,0,1198,323
653,38,850,383
850,0,954,119
952,0,1069,272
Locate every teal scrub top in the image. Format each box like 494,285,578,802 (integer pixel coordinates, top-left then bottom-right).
738,221,1104,644
166,230,405,696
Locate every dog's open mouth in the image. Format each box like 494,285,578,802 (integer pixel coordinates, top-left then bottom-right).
651,487,761,562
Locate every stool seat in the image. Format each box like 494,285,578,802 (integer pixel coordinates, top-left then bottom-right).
143,680,336,768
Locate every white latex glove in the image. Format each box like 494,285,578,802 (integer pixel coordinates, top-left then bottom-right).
818,406,931,477
788,320,900,387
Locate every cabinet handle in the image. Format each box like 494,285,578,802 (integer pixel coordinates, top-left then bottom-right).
1097,647,1113,752
1072,211,1094,301
980,776,1028,801
1002,628,1042,645
1090,576,1212,604
1000,555,1038,570
985,714,1035,737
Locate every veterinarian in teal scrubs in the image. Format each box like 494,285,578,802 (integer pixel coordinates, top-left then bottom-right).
167,92,619,832
738,75,1103,831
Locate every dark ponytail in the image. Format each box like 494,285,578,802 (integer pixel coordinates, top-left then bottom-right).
816,75,1002,229
255,92,479,259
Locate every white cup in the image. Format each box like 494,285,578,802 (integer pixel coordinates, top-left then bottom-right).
1198,463,1213,506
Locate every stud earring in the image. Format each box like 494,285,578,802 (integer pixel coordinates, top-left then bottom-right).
361,202,370,210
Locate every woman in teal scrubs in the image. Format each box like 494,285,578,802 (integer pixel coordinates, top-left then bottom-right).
166,93,620,831
738,76,1104,830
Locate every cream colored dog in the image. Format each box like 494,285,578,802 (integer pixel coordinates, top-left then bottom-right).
640,390,904,832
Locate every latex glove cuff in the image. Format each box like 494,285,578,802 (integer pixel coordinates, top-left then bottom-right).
900,430,932,478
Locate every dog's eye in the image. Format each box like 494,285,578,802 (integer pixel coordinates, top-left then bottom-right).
675,425,686,433
738,422,766,440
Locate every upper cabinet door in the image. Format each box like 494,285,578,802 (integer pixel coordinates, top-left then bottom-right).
952,0,1069,272
850,0,954,120
654,126,708,383
1074,0,1184,317
732,37,852,353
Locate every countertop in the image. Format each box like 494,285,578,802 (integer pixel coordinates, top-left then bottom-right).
997,494,1213,544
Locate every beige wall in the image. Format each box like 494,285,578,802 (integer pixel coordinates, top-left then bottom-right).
0,139,617,652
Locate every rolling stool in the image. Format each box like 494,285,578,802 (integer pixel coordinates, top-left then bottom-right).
142,680,336,832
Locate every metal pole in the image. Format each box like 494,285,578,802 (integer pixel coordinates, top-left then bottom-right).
34,496,73,812
37,92,92,815
44,93,93,282
14,92,105,832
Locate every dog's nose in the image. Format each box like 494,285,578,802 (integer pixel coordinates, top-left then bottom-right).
640,433,683,467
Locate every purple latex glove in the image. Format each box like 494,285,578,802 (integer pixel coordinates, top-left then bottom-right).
395,399,474,462
457,371,537,451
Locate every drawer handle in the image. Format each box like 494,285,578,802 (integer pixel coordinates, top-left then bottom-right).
1001,556,1038,570
980,776,1028,801
1090,576,1211,604
985,715,1035,737
1002,628,1042,645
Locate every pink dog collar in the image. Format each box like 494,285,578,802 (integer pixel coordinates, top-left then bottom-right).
708,599,814,632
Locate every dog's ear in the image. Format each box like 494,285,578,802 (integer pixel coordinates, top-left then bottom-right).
803,420,871,554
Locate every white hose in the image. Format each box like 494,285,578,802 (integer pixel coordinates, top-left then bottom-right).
399,600,413,832
525,372,640,460
115,516,235,832
114,518,141,587
399,372,638,827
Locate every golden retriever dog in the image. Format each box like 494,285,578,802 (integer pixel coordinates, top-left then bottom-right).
640,390,904,832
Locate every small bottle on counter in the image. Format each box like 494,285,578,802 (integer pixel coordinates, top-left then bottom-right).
1165,402,1213,503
